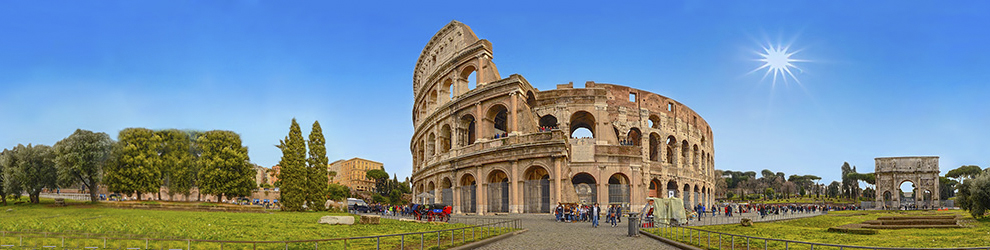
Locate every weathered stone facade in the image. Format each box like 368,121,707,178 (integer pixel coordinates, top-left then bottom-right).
875,156,940,209
410,21,716,214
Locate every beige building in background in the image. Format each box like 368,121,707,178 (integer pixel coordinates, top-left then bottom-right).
328,158,385,192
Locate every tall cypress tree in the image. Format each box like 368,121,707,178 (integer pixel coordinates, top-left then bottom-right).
307,121,329,211
278,119,307,211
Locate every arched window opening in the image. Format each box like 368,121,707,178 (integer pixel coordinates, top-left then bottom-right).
539,115,558,132
526,91,537,107
460,174,477,213
648,179,662,197
427,133,436,157
649,115,661,129
625,128,642,146
461,66,477,90
649,133,661,161
572,173,597,205
459,115,476,145
443,78,455,101
441,177,453,206
440,125,452,153
693,144,699,167
487,105,509,139
426,181,436,204
681,140,689,158
569,111,596,138
666,181,678,198
524,166,551,213
487,170,510,213
608,173,630,210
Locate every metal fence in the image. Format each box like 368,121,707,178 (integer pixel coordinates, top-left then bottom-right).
641,216,990,250
0,218,521,250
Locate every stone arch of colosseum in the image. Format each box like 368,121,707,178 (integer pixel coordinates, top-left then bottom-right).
410,21,715,214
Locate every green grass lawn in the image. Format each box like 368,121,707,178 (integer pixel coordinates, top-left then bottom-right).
0,197,509,249
646,210,990,249
725,196,859,204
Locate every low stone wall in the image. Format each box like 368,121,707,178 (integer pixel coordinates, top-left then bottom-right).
105,202,267,213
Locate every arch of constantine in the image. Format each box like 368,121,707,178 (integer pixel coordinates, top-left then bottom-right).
874,156,940,210
410,21,716,214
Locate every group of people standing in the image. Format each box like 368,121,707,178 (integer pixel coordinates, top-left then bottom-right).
553,203,624,228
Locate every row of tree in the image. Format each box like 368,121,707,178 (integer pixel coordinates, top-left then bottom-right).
720,169,823,200
1,128,256,205
276,119,330,211
366,169,411,204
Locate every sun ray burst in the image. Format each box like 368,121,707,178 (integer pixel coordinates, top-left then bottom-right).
752,41,806,87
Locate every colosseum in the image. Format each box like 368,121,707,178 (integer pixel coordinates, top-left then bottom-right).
411,21,716,214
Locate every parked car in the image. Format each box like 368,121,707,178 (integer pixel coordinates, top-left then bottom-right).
347,198,369,213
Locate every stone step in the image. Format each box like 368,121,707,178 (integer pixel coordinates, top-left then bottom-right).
861,224,962,229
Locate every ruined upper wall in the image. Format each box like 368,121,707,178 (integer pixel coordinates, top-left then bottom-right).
413,20,480,98
875,156,940,173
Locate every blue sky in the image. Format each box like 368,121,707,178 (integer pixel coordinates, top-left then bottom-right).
2,1,988,184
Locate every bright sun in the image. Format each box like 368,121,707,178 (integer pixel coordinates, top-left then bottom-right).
750,42,806,86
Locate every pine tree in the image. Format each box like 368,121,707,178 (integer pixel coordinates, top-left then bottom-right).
278,119,307,211
307,121,329,211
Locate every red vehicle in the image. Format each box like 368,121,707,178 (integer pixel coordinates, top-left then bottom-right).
413,204,452,222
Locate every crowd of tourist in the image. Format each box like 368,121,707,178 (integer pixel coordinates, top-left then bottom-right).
618,139,637,146
553,203,625,228
538,126,557,132
493,132,509,139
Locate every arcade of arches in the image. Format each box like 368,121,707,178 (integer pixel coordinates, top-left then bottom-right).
410,21,716,215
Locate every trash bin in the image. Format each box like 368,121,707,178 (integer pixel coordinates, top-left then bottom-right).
628,212,639,237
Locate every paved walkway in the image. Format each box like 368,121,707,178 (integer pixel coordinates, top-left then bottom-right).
373,210,826,249
468,214,678,250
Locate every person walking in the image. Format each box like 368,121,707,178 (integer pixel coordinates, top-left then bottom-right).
591,203,601,228
555,203,564,222
607,205,618,227
616,204,622,223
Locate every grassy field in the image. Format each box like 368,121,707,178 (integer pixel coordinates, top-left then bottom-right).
723,196,860,204
647,210,990,249
0,197,510,249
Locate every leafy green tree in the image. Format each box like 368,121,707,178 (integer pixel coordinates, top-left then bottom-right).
947,165,983,182
826,181,841,199
366,169,390,197
939,176,958,198
0,149,10,205
156,129,197,200
389,188,403,204
105,128,162,200
53,129,114,203
958,172,990,218
327,183,350,201
197,130,254,202
2,144,58,203
1,148,27,205
277,119,307,211
306,121,329,211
